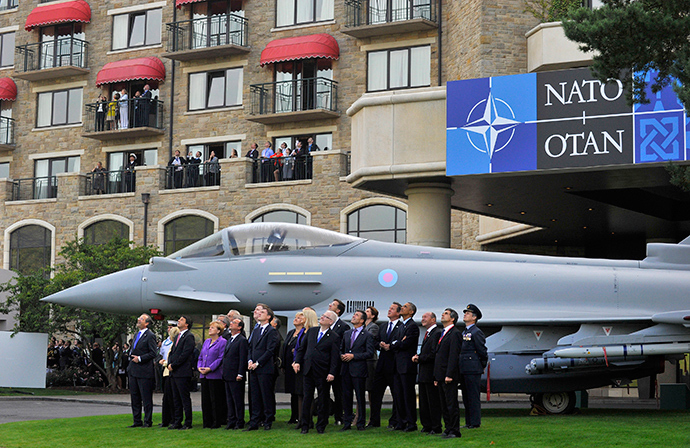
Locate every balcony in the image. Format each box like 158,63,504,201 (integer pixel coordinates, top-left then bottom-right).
250,156,313,184
82,97,164,141
248,77,338,124
164,162,221,190
526,21,593,72
0,116,15,150
10,176,56,201
14,37,89,82
342,0,438,39
163,13,249,61
84,169,137,195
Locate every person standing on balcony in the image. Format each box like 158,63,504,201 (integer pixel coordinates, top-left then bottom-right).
140,84,152,127
96,94,107,132
168,150,186,189
205,150,220,186
91,161,106,194
186,150,202,187
119,89,129,129
124,153,137,193
107,93,118,130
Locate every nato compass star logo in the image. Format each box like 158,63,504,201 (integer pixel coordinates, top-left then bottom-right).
446,73,537,176
462,92,520,161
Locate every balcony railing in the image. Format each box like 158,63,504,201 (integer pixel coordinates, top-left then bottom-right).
345,0,437,26
251,156,312,184
15,37,88,73
164,162,220,190
84,169,138,195
0,0,17,11
250,77,337,116
166,13,248,53
11,176,56,201
0,116,15,147
83,97,164,133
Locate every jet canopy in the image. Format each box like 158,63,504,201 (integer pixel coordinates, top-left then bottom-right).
168,223,361,259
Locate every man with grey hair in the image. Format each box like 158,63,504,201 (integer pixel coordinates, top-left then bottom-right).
127,313,158,428
228,310,246,337
413,311,442,434
218,315,232,341
294,310,341,434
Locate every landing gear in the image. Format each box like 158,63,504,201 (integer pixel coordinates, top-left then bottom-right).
531,391,577,414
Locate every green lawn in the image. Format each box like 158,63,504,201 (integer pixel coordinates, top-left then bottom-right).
1,409,688,448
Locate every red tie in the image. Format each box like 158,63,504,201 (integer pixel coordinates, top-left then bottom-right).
175,334,181,346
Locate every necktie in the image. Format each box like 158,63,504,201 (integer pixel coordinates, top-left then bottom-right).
387,322,393,338
248,323,259,342
424,331,428,342
175,333,181,346
317,331,324,342
133,331,141,350
438,329,447,344
350,329,357,346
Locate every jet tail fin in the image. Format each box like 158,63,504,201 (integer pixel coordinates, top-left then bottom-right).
641,240,690,270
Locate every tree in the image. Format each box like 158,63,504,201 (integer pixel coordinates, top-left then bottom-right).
0,237,160,388
562,1,690,110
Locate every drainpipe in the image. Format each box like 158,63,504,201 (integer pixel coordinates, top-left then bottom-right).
168,4,177,162
437,0,442,86
141,193,151,246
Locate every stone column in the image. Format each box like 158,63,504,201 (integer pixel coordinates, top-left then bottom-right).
404,181,453,247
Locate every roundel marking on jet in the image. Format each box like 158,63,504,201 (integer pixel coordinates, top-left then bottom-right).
378,269,398,288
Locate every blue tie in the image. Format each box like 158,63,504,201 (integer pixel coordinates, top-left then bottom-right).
317,331,324,342
133,331,141,350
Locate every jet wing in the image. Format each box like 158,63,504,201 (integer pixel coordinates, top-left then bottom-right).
154,290,239,303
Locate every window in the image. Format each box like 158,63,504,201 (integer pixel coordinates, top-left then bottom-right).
84,220,129,245
39,24,85,69
0,162,8,178
187,141,240,160
0,0,18,11
347,204,406,243
276,0,333,27
367,46,430,92
191,0,245,48
112,8,162,50
164,215,215,256
9,225,52,275
273,60,334,113
274,133,331,152
252,210,307,224
36,88,83,127
0,32,14,68
189,68,243,110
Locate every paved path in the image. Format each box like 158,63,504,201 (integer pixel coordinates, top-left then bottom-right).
0,391,657,424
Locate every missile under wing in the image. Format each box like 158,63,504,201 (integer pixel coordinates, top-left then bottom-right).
43,223,690,413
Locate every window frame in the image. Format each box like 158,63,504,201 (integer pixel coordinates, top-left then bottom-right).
164,215,215,256
366,45,431,92
0,31,14,68
9,225,52,276
188,67,243,111
111,8,162,51
347,204,406,243
36,88,83,128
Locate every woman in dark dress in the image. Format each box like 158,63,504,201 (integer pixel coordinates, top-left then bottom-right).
282,311,307,424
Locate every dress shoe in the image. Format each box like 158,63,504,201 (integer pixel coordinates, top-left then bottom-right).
225,424,234,430
357,426,366,431
127,423,143,428
317,429,325,434
427,430,438,435
158,423,167,428
300,428,309,434
438,430,449,436
142,423,152,428
287,419,298,424
420,428,431,433
403,425,418,433
340,425,352,431
366,423,380,428
263,424,272,430
443,433,460,439
243,426,258,432
168,424,182,430
179,425,192,430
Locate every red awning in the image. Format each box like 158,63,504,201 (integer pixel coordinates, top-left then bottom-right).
176,0,204,7
96,57,166,86
260,34,339,67
25,0,91,31
0,78,16,101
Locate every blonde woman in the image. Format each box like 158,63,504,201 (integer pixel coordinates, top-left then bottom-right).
159,325,179,427
282,311,307,424
197,320,227,428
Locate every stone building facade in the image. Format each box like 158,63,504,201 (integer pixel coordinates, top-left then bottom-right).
0,0,542,273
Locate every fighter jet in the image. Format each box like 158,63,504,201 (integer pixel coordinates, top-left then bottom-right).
43,222,690,413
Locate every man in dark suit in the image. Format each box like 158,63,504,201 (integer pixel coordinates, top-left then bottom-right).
294,310,341,434
245,303,279,431
434,308,462,439
223,317,248,430
327,299,349,425
139,84,152,127
413,311,443,434
460,304,488,429
127,313,158,428
368,302,402,429
340,309,375,431
245,143,259,159
167,315,196,430
390,302,420,432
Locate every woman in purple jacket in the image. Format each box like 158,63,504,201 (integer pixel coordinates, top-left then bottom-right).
197,320,227,428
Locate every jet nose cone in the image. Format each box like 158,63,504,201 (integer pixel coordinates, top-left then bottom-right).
42,265,146,314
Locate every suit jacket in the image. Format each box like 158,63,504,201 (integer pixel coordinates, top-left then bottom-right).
245,148,259,159
340,328,375,378
168,329,196,378
459,324,488,375
223,333,248,381
197,337,226,379
376,320,403,374
127,328,158,378
433,326,461,382
331,318,350,338
248,324,279,375
295,327,341,377
391,318,420,375
417,325,442,383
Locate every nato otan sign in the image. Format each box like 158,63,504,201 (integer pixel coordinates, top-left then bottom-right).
446,67,687,175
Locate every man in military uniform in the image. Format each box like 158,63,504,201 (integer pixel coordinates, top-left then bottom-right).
459,304,487,429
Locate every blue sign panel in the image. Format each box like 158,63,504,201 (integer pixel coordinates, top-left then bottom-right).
446,68,687,176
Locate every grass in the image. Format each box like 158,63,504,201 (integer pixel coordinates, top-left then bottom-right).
0,388,97,397
1,409,689,448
